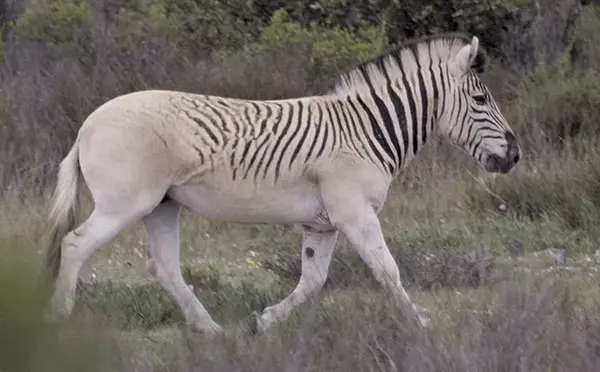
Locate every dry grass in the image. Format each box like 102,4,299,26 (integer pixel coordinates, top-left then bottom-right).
1,1,600,371
1,245,600,371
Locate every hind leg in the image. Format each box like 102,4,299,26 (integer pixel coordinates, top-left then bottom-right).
50,208,140,319
143,200,223,334
250,224,338,334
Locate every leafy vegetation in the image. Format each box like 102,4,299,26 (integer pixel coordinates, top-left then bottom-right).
0,0,600,370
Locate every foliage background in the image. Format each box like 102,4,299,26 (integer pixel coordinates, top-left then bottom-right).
1,0,600,371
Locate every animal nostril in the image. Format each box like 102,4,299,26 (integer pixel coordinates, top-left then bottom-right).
504,132,520,165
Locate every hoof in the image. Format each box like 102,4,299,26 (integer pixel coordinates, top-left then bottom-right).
247,311,261,336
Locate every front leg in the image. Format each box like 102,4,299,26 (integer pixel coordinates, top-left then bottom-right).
249,224,338,334
322,181,430,329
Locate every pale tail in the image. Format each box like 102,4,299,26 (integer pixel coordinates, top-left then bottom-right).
44,135,81,285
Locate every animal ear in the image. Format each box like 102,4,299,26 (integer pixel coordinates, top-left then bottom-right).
450,36,479,77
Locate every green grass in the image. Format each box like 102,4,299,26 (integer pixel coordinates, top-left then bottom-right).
2,136,600,369
1,3,600,368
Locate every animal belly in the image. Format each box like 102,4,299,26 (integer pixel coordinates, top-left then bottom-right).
168,183,326,224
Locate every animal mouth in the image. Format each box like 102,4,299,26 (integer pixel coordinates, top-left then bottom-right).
485,154,513,174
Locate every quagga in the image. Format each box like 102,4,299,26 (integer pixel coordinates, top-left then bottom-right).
44,33,521,335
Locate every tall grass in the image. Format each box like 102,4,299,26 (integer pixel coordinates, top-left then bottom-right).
0,1,599,371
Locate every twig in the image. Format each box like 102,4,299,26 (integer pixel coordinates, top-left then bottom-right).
466,169,507,205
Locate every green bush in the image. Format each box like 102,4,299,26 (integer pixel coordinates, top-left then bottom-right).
115,2,185,48
13,0,91,48
507,54,600,148
571,4,600,70
249,9,388,75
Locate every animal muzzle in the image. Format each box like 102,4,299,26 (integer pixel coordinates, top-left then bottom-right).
484,132,521,174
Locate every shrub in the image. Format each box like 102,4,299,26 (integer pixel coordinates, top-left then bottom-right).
115,1,185,49
506,54,600,149
249,9,388,76
571,3,600,70
13,0,92,60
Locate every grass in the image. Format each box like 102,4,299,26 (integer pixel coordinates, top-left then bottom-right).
1,243,600,371
1,2,600,370
1,133,600,370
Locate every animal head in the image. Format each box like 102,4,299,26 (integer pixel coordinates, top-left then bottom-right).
438,36,521,174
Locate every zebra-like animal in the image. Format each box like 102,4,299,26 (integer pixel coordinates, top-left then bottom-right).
44,33,521,335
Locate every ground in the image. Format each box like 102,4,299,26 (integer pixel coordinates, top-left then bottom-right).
2,143,600,371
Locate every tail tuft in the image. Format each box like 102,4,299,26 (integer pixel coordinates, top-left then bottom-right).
43,136,81,287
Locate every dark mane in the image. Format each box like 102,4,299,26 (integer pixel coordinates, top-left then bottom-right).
331,32,489,96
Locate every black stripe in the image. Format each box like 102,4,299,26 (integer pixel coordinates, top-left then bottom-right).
244,134,272,180
374,59,402,168
215,99,241,133
184,111,220,147
417,69,429,146
249,101,261,119
375,92,403,169
254,104,282,178
356,95,396,169
387,86,408,166
305,103,323,163
332,100,362,155
241,140,252,164
324,102,339,151
274,102,305,182
231,138,239,180
289,102,313,169
242,105,253,136
196,110,223,144
453,95,466,143
457,97,470,143
263,102,295,180
349,97,393,174
316,105,331,158
391,54,412,161
204,102,230,133
270,102,283,135
472,136,485,157
254,139,274,181
439,63,448,125
258,103,272,135
338,99,366,160
398,50,420,155
428,44,439,132
191,144,205,164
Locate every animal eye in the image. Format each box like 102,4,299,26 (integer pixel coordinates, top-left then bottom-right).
473,95,486,105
